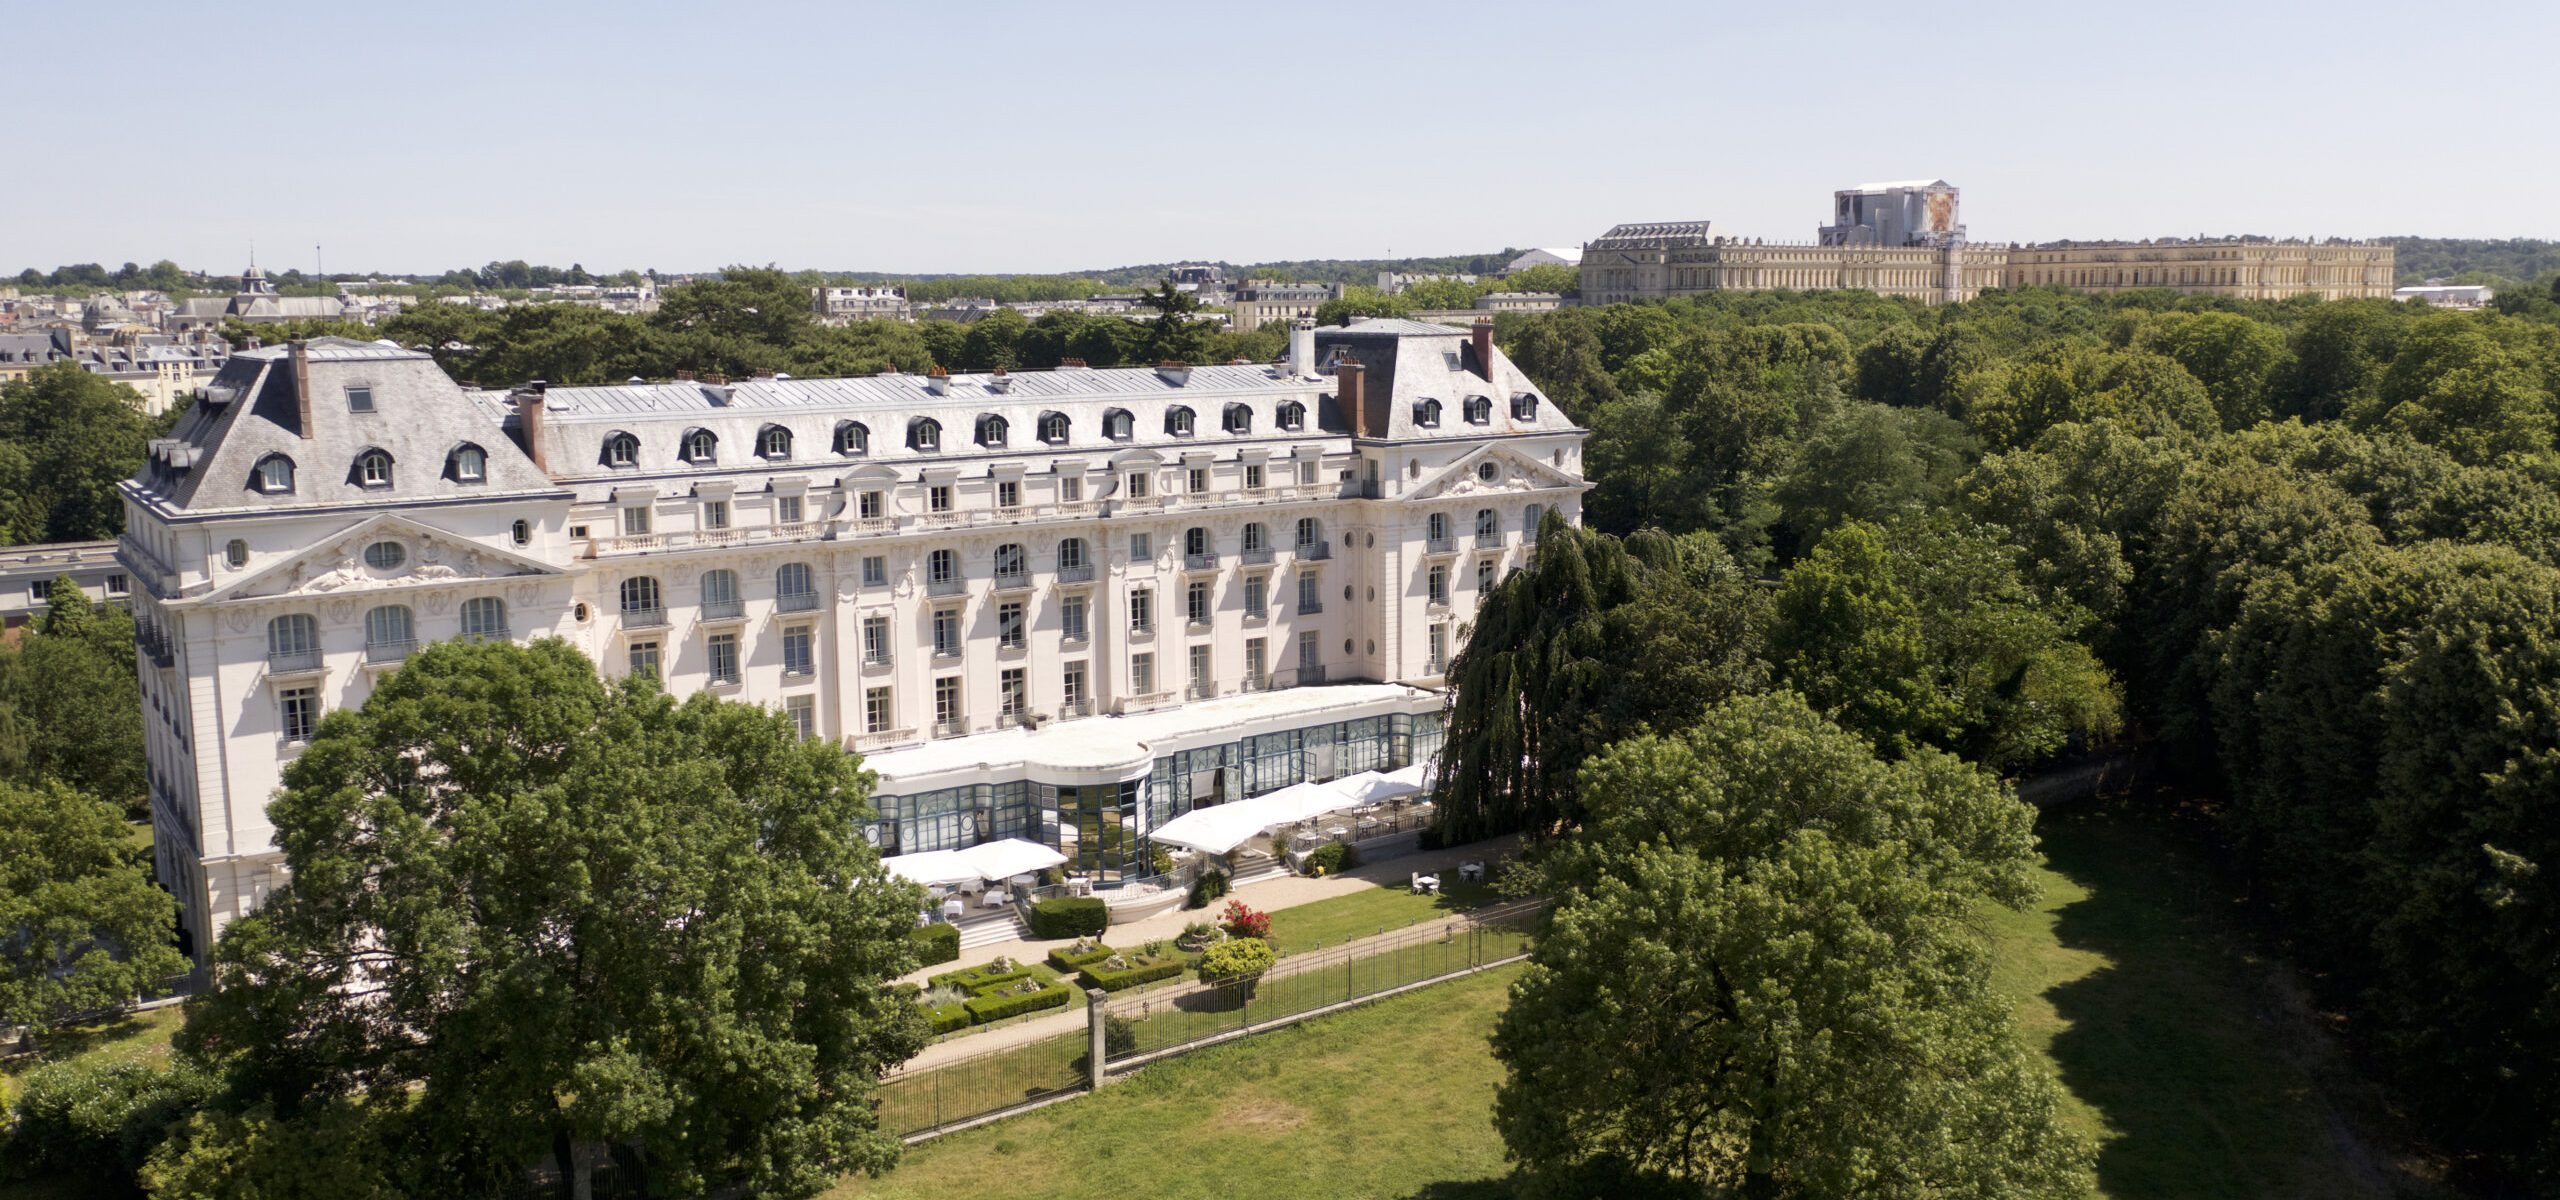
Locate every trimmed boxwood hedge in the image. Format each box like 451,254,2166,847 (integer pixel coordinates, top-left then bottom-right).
931,963,1034,993
1046,943,1117,972
1080,956,1187,992
962,977,1072,1023
1027,896,1109,939
925,1002,972,1035
908,922,961,966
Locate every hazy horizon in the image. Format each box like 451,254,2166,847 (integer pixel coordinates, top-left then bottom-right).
12,0,2556,276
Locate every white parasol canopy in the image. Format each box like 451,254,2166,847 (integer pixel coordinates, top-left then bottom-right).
960,837,1067,881
1382,760,1437,793
1148,779,1362,855
1331,770,1423,806
880,849,979,888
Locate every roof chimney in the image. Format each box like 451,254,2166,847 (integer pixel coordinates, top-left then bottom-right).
1339,355,1375,438
1155,360,1191,386
1287,318,1316,378
515,381,551,476
1059,358,1088,370
1471,318,1496,382
988,366,1012,394
925,366,950,396
289,339,314,439
674,368,696,382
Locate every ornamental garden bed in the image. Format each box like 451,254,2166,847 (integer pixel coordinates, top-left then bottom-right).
919,957,1074,1032
1079,952,1189,993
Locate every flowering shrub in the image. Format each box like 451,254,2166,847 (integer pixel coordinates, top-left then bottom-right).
1197,936,1276,985
1219,899,1271,941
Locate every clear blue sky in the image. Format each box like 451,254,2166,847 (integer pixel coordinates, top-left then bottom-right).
11,0,2553,275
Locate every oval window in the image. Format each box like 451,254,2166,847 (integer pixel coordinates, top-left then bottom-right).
363,541,407,570
1477,462,1500,483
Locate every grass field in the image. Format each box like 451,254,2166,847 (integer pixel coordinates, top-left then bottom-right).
836,966,1523,1200
0,1003,185,1107
1260,877,1497,957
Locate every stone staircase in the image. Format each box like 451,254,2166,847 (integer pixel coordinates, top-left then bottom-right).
954,910,1029,951
1227,849,1293,889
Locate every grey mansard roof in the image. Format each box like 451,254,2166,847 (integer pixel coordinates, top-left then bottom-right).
129,337,561,516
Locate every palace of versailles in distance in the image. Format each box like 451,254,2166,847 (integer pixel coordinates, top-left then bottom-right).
96,177,2396,962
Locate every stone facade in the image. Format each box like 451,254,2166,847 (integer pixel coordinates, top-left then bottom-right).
2006,240,2395,300
1580,220,2003,306
119,320,1587,961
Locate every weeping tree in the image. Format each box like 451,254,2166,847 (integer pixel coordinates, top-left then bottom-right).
1434,514,1768,842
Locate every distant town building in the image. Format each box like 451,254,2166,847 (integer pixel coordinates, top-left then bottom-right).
813,285,913,323
1581,182,2395,305
1376,272,1477,295
170,266,353,330
0,541,125,630
1229,281,1339,333
2392,283,2495,309
1504,248,1580,272
1472,292,1564,314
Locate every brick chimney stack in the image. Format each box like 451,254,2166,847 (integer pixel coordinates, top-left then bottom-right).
1338,355,1369,438
516,381,551,476
289,339,314,439
1471,318,1496,382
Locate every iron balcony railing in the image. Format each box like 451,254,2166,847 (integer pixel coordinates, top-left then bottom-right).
777,590,821,613
1475,531,1502,549
1241,545,1274,565
1297,598,1324,614
934,718,968,738
267,646,322,673
1272,664,1327,687
460,626,512,642
1058,700,1094,719
1426,535,1457,554
993,571,1031,592
622,606,668,629
927,577,967,598
364,639,415,665
1057,562,1096,583
864,649,894,667
1184,552,1219,572
1298,540,1332,560
708,668,742,687
1185,679,1217,701
701,596,745,620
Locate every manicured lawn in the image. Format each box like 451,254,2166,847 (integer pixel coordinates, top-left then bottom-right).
836,965,1522,1199
0,1003,186,1107
1262,878,1497,957
1984,804,2424,1199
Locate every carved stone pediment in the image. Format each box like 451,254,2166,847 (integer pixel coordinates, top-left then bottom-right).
1404,445,1582,502
213,513,563,604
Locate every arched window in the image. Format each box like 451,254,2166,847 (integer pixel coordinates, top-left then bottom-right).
1184,526,1209,557
266,613,317,661
362,540,405,571
450,443,487,482
604,432,639,467
1165,406,1195,437
1038,412,1070,444
757,424,793,459
1413,399,1442,428
1475,508,1498,539
1295,517,1322,547
1276,400,1305,431
459,596,508,640
682,429,718,464
1102,408,1134,440
355,448,393,487
1059,537,1088,571
620,576,662,616
776,562,817,610
993,543,1027,582
926,548,957,586
976,414,1009,448
700,568,739,609
254,454,296,494
908,417,941,452
1242,522,1267,552
1511,392,1538,420
834,420,869,456
1428,512,1449,540
1222,403,1252,434
1463,396,1492,424
363,605,413,656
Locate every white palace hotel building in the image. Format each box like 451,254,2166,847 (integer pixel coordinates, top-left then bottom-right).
116,318,1586,960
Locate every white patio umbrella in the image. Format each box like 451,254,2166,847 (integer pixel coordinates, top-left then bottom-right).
880,849,979,888
960,837,1067,881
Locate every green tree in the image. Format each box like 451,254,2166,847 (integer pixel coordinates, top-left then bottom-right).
1136,283,1216,366
1314,285,1411,326
2137,310,2290,429
1492,693,2091,1198
177,639,929,1199
0,362,156,543
1772,402,1976,548
0,779,186,1036
0,577,148,809
1500,262,1579,295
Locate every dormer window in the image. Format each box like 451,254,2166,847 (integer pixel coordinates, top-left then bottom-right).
1277,400,1305,431
1414,399,1442,428
604,432,639,468
1222,403,1253,434
909,417,942,452
451,444,487,483
1512,392,1539,420
976,414,1009,448
834,420,870,456
345,385,375,413
682,429,718,464
1039,412,1070,444
1102,408,1134,441
253,454,295,494
1166,406,1195,437
1463,396,1492,425
758,424,793,460
356,449,393,488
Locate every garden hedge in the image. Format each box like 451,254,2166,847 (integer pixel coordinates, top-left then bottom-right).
1045,942,1117,972
908,922,961,966
1187,870,1230,909
931,963,1034,993
1080,956,1188,992
1027,896,1109,938
925,1003,972,1035
962,977,1072,1023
